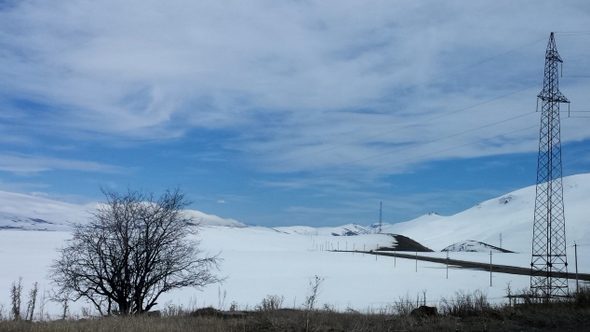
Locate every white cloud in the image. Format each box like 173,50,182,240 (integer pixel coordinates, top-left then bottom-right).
0,153,123,174
1,0,589,177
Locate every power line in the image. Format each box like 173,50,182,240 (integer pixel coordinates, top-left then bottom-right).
304,33,587,173
555,31,590,36
309,106,582,177
266,85,536,170
335,111,537,169
269,99,585,175
570,243,590,247
308,119,538,176
368,123,538,173
565,109,590,118
257,36,548,169
455,37,546,72
256,34,587,175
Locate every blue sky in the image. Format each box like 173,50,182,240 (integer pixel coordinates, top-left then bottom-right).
1,0,590,226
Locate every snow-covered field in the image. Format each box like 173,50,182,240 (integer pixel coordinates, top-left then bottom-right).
0,228,534,317
1,174,589,317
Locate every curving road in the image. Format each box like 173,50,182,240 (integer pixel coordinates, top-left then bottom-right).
334,250,590,281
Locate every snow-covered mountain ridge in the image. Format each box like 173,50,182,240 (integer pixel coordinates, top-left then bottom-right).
383,173,590,253
275,223,371,236
442,240,513,253
1,174,590,315
1,173,590,255
0,191,244,230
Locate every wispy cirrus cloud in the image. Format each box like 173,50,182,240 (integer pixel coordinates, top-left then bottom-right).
0,0,589,188
0,153,123,174
279,187,506,226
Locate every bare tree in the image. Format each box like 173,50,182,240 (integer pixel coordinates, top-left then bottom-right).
51,189,219,315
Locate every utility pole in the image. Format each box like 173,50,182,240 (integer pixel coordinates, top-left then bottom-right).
489,251,493,287
530,32,570,300
378,201,383,234
575,242,579,294
446,251,449,279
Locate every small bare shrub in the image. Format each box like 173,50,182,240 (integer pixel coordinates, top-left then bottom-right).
440,290,490,317
410,305,437,317
10,278,23,320
80,307,94,318
304,275,324,332
217,287,227,310
258,295,284,311
393,295,417,316
322,303,335,312
25,282,38,321
575,286,590,307
229,301,238,312
163,304,184,317
507,287,546,305
305,275,323,311
38,290,50,321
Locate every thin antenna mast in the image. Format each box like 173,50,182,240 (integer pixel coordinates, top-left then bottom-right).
378,201,383,233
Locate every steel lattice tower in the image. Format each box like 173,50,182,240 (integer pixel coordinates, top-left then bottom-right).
530,32,570,299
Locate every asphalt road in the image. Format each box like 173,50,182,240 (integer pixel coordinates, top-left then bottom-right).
334,250,590,281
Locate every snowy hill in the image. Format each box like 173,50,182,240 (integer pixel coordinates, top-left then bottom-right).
0,191,90,231
275,223,371,236
442,240,513,253
383,173,590,253
183,209,246,228
0,191,245,230
1,174,590,316
3,173,590,250
2,173,590,250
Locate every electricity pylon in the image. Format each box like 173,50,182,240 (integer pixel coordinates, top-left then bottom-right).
530,32,570,299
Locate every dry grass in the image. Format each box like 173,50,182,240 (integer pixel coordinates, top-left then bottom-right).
0,307,587,332
2,289,590,332
0,311,464,332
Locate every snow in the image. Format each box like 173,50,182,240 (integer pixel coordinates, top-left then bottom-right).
384,174,590,254
183,209,246,228
1,174,590,317
0,228,525,317
0,192,243,230
442,240,510,253
275,223,371,236
0,191,90,231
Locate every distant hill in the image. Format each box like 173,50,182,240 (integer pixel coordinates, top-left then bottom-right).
2,173,590,256
383,173,590,253
442,240,513,253
0,191,90,231
274,223,371,236
0,191,245,230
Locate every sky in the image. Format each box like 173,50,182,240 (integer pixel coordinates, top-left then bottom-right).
1,0,590,227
